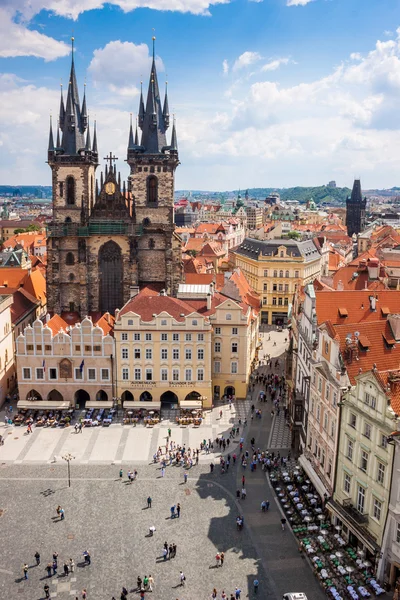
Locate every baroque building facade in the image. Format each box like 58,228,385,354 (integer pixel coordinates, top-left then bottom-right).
46,40,182,316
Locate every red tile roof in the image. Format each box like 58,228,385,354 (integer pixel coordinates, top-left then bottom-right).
118,293,198,322
315,290,400,325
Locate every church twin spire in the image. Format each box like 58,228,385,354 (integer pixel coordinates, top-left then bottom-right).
127,37,177,156
49,37,98,161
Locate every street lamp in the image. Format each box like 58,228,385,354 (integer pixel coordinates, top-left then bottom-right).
62,453,75,488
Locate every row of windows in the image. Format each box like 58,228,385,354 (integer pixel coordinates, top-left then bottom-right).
263,269,300,278
345,437,387,483
214,342,238,353
308,436,333,479
271,297,289,306
343,473,383,521
348,413,376,441
214,327,238,335
25,344,102,353
120,332,205,342
23,367,110,381
263,283,291,292
121,367,204,382
121,347,205,361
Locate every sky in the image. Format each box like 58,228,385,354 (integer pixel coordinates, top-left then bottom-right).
1,0,400,191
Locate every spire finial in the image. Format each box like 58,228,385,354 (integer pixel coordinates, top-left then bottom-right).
92,119,98,154
71,36,75,62
152,30,156,61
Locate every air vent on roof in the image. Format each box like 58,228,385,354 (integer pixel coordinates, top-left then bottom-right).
180,313,185,317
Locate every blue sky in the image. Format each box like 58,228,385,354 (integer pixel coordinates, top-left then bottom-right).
1,0,400,190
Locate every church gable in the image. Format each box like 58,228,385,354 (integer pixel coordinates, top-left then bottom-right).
90,155,132,222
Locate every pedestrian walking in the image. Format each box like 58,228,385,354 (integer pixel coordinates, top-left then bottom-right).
172,543,177,557
82,589,87,600
215,552,221,567
235,587,241,599
119,469,123,479
180,571,186,586
212,588,218,599
83,550,91,565
168,544,173,558
137,576,142,590
22,563,28,579
281,517,287,530
160,467,165,477
183,471,188,483
220,551,225,566
44,583,50,598
254,578,259,593
163,547,167,560
60,507,65,520
241,487,246,499
69,558,75,573
34,551,40,565
147,496,152,508
148,574,154,591
168,428,171,437
52,561,57,575
143,576,149,590
170,504,176,519
64,562,69,576
46,563,52,577
177,503,181,518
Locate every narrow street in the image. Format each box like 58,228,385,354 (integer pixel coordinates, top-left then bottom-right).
234,330,326,599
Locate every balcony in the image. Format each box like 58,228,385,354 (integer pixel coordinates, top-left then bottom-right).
47,221,143,237
341,498,369,525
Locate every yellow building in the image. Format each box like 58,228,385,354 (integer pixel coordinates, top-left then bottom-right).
114,289,213,409
0,294,16,404
234,238,322,326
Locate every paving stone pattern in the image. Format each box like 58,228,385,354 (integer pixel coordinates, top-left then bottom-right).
269,411,291,450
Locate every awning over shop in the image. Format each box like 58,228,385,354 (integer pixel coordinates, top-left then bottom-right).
298,453,330,499
17,400,71,410
326,498,380,554
180,400,203,410
123,401,161,410
85,401,113,409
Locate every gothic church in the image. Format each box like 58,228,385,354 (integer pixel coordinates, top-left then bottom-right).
47,40,183,316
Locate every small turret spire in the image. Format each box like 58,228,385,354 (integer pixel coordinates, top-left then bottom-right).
170,115,178,153
135,117,139,145
81,82,88,130
48,114,55,152
56,120,60,148
128,113,135,150
85,116,91,151
59,83,65,129
138,80,145,129
92,119,98,154
163,81,170,130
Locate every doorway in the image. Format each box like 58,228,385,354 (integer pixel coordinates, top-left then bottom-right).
160,390,179,408
74,389,90,409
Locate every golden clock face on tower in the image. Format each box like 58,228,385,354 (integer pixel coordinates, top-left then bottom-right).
105,182,115,195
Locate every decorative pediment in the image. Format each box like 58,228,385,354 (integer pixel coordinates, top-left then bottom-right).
90,153,132,221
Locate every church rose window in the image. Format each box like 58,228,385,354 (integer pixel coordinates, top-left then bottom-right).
66,176,75,205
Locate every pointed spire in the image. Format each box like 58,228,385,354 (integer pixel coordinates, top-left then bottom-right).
135,118,139,145
48,115,55,152
92,120,98,154
61,36,85,155
163,81,170,130
350,179,362,203
138,81,145,129
128,113,135,150
59,83,65,129
56,120,60,148
81,82,88,130
85,117,91,151
139,36,167,154
101,171,104,188
170,116,178,153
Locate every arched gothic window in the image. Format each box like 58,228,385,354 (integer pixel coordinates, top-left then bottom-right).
147,176,158,205
66,176,75,205
66,252,75,266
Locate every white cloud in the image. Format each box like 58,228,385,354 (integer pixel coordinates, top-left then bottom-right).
0,8,70,61
261,57,290,72
232,51,262,72
287,0,314,6
222,59,229,75
88,41,164,97
0,0,231,60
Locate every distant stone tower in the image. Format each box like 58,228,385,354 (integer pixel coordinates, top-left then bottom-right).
346,179,367,237
47,38,182,316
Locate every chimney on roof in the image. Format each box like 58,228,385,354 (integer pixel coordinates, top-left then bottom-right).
369,295,377,312
115,308,120,320
160,289,166,296
210,282,215,296
129,285,139,299
207,293,212,311
388,314,400,341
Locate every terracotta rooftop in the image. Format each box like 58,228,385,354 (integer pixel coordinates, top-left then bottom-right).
315,290,400,325
118,293,198,322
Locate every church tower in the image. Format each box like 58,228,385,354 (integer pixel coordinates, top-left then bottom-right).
127,37,183,295
346,179,367,237
47,38,182,317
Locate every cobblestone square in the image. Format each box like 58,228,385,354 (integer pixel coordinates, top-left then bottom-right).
0,464,266,600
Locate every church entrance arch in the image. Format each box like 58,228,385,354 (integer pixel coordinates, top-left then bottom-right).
74,389,90,409
160,390,178,407
98,240,123,315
